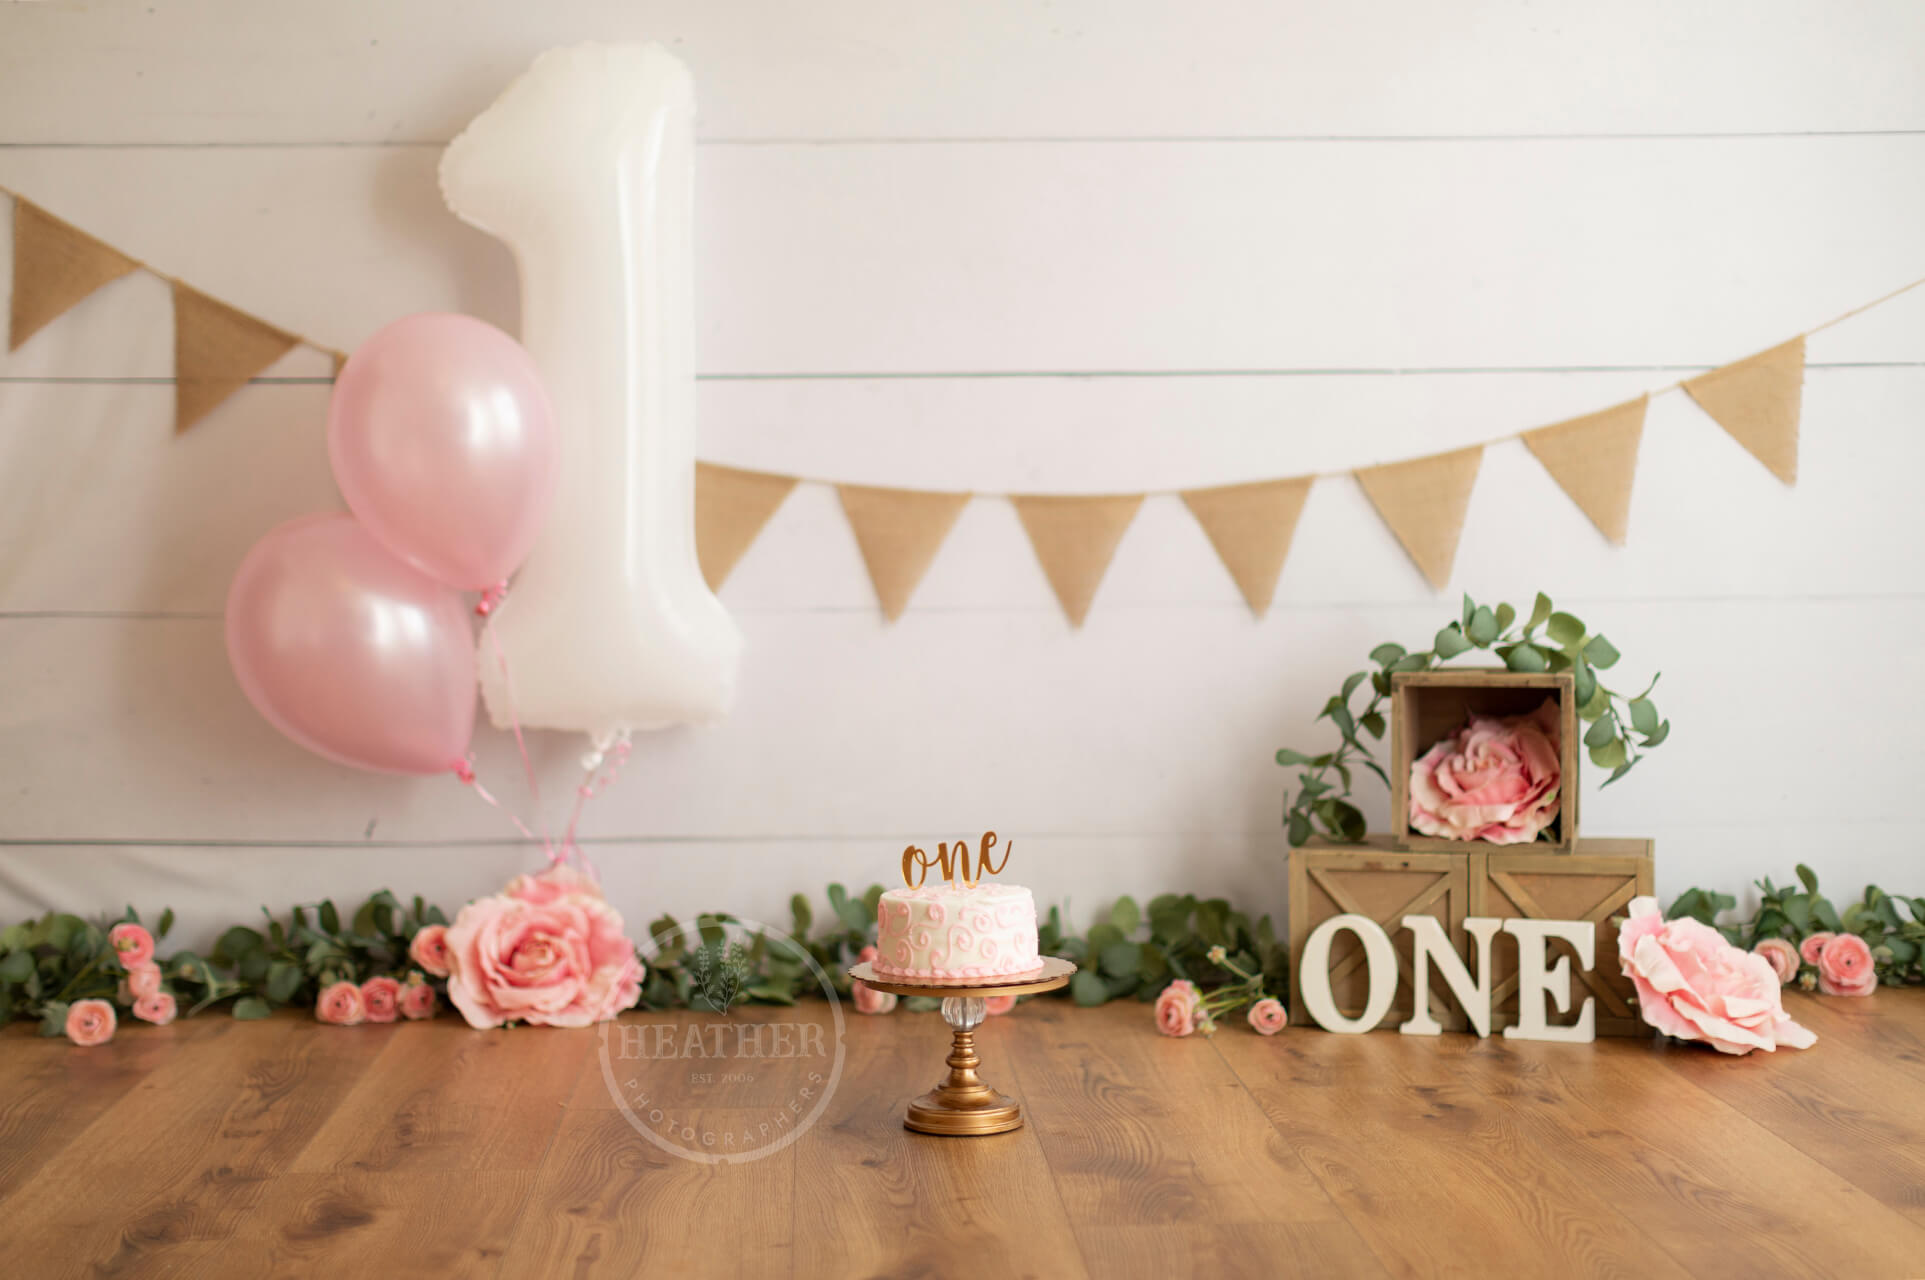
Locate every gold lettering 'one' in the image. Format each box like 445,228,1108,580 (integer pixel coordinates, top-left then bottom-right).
900,832,1015,887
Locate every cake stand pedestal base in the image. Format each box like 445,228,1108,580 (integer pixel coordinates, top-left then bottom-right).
846,957,1076,1137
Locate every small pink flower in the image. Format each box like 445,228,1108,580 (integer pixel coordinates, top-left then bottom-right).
1799,932,1835,967
1815,933,1877,997
1408,700,1563,844
399,980,437,1021
109,923,155,968
1618,897,1815,1054
1752,938,1799,985
65,999,116,1046
361,976,403,1023
316,981,366,1026
1246,997,1287,1035
983,995,1016,1016
132,991,177,1026
1154,980,1199,1037
851,945,898,1014
409,924,452,977
126,962,163,1001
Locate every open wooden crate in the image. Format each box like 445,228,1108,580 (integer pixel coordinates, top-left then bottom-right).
1389,669,1580,852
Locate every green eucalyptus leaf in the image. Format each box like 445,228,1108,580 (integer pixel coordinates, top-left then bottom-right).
1641,720,1670,747
1462,593,1477,629
266,961,302,1003
1360,711,1386,740
1434,626,1472,659
1467,606,1498,646
1588,738,1627,769
1286,812,1312,847
232,996,273,1020
1584,716,1618,749
1086,923,1124,957
1630,699,1659,736
157,908,175,939
1528,592,1554,631
1389,653,1429,674
1100,941,1143,978
1504,643,1549,673
317,900,340,934
1584,635,1621,668
1547,612,1586,646
1070,970,1109,1007
1546,649,1573,673
1796,864,1818,894
0,950,33,983
1275,747,1313,766
1573,659,1597,707
1110,896,1141,935
1494,602,1516,633
1369,643,1406,668
1341,671,1368,701
790,894,812,937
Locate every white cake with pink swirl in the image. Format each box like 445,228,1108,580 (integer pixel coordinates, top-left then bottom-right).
874,882,1042,980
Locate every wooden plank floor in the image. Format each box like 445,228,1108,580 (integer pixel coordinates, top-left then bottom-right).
3,992,1923,1278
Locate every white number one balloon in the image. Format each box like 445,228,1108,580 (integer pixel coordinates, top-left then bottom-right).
440,44,742,742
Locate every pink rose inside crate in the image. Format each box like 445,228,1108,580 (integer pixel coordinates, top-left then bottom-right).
1389,670,1580,852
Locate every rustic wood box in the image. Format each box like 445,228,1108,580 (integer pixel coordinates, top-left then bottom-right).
1287,836,1472,1031
1288,836,1655,1038
1389,669,1580,852
1477,841,1653,1038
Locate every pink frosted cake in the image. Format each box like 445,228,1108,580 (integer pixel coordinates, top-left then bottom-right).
873,882,1042,980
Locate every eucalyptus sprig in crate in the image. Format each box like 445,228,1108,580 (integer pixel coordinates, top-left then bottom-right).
1276,592,1669,847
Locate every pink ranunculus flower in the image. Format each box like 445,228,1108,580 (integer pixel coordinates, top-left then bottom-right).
1154,979,1199,1037
444,892,643,1030
316,980,366,1026
1815,933,1877,997
109,922,154,968
361,976,403,1023
1752,937,1799,985
983,994,1017,1016
1799,932,1834,966
408,924,452,978
1408,700,1563,844
1618,896,1815,1055
1246,997,1287,1035
505,863,605,906
125,962,163,1001
132,990,177,1026
399,979,437,1021
851,945,898,1015
66,999,116,1046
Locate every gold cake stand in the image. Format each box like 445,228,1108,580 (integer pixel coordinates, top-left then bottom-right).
847,956,1076,1136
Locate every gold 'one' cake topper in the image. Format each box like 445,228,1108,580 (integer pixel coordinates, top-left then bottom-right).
901,831,1012,888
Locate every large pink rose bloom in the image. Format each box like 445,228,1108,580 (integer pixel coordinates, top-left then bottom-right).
444,892,642,1029
1618,897,1815,1055
1409,700,1562,844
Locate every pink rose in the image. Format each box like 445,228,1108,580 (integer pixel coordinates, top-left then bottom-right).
1752,937,1799,985
1246,997,1287,1035
1618,896,1815,1055
444,892,642,1029
125,962,163,1001
316,980,366,1026
1409,700,1562,844
399,980,437,1021
361,976,403,1023
1154,979,1199,1037
983,995,1016,1016
1815,933,1876,997
505,864,605,906
851,945,898,1015
132,990,177,1026
1799,932,1835,967
109,922,154,968
65,998,116,1046
409,924,452,977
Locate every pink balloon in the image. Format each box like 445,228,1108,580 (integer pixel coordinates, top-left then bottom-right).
328,313,557,590
227,514,477,775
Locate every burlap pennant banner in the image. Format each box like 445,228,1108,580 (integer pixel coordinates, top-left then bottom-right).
694,463,799,589
172,281,300,433
1355,445,1483,590
1181,476,1314,618
838,484,971,621
1012,494,1144,626
9,198,139,351
1523,395,1647,545
1683,337,1805,485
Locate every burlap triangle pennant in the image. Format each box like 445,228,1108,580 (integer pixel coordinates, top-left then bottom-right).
695,463,798,589
1682,337,1804,485
9,198,139,351
1522,395,1647,545
172,281,298,433
1012,494,1143,626
1354,445,1483,590
837,484,970,621
1180,476,1314,618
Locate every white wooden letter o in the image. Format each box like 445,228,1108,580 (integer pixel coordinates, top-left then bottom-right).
1298,914,1397,1034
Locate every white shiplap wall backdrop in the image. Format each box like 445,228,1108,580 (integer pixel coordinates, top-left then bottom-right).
1,1,1922,946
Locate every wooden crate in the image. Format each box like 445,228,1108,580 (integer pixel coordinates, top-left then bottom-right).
1288,836,1656,1038
1477,840,1654,1038
1288,836,1472,1031
1389,668,1580,852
